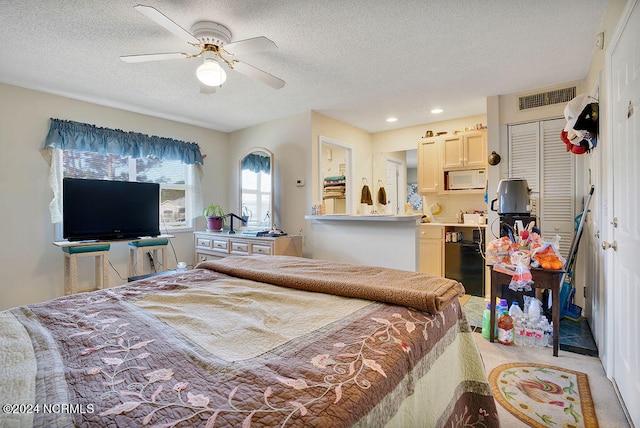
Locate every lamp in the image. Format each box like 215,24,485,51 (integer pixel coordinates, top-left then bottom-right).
196,51,227,87
223,213,248,234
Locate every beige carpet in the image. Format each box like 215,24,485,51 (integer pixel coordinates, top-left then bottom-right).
473,332,630,427
489,362,597,427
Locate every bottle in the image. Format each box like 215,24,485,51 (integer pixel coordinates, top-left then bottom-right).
497,309,514,345
543,319,551,347
524,320,535,346
496,299,508,335
513,317,522,345
497,299,508,321
533,322,544,348
509,301,524,319
481,302,492,340
527,298,541,323
457,210,464,224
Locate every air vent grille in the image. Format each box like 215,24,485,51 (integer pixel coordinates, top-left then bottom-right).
519,87,576,110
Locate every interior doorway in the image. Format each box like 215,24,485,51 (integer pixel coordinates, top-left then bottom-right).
318,136,353,214
385,158,404,214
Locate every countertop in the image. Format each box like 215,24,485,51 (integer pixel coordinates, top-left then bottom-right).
420,222,487,228
305,214,422,222
304,215,487,227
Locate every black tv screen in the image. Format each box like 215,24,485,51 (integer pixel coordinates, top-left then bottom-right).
63,178,160,241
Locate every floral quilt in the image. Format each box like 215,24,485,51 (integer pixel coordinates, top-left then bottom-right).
0,263,498,427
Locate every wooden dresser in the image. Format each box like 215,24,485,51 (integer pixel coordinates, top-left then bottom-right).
194,231,303,264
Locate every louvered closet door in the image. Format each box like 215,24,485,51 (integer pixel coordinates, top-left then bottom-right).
508,119,574,258
540,118,574,258
508,122,540,211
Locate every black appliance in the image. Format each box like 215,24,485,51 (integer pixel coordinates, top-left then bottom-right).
63,178,160,241
445,232,485,297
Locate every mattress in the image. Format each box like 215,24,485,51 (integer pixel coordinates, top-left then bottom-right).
0,255,498,427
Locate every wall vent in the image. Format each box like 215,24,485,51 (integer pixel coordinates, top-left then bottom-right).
519,87,576,110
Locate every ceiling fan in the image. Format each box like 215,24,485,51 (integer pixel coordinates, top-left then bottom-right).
120,5,285,93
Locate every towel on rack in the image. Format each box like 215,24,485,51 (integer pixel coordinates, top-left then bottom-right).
361,185,373,205
377,186,387,205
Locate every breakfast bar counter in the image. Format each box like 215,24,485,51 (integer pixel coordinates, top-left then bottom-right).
304,214,422,271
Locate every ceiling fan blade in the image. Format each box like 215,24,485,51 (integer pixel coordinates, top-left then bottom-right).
200,84,217,94
133,4,200,45
232,61,285,89
224,36,277,56
120,52,187,63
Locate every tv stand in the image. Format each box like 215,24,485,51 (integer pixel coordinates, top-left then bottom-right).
53,235,174,294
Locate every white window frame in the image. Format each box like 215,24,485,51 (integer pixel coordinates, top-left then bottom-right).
52,149,199,239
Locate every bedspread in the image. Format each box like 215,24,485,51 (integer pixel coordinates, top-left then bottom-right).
0,258,498,427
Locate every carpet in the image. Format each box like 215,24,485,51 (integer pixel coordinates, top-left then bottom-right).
488,362,598,428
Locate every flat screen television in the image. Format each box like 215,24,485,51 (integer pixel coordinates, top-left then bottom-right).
63,178,160,241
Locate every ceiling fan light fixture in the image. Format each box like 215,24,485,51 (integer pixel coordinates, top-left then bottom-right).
197,57,226,87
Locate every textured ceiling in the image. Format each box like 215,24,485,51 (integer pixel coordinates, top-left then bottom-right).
0,1,608,133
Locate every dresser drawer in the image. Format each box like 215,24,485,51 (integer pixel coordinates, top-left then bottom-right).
212,239,229,252
251,244,273,255
196,238,212,248
230,241,250,255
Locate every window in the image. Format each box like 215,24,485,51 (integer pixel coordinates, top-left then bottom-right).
62,150,194,231
241,168,271,226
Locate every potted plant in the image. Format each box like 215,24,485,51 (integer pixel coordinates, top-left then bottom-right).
203,203,225,231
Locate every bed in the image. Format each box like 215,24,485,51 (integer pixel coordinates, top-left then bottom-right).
0,255,498,427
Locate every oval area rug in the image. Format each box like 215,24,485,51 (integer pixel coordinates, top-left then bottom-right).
488,362,598,428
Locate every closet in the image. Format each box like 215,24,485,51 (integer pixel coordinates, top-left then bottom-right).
508,118,575,257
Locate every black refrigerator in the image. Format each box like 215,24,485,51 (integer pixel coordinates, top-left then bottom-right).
445,238,485,297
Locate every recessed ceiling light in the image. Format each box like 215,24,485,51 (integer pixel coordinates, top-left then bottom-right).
430,108,443,114
386,117,398,123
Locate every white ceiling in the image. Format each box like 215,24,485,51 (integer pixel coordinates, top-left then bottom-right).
0,1,608,133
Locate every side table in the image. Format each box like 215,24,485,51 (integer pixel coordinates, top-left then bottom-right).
490,265,565,356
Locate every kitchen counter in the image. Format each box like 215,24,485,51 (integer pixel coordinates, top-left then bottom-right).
420,222,487,228
305,214,421,223
304,214,421,271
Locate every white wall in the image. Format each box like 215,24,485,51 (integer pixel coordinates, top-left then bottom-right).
229,112,311,237
0,83,229,310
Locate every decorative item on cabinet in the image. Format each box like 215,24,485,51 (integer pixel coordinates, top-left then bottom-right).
203,202,225,231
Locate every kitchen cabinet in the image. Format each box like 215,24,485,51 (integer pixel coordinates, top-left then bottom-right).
419,225,444,276
417,137,440,194
442,130,487,169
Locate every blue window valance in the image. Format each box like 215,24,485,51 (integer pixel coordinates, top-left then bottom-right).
241,153,271,174
44,118,204,164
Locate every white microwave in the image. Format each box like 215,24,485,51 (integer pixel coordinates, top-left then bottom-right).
448,169,486,190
